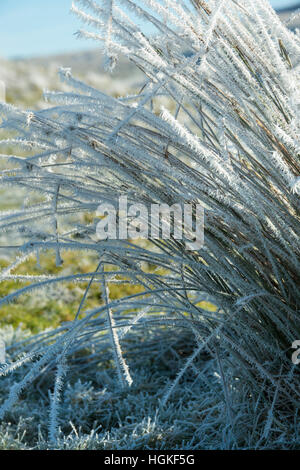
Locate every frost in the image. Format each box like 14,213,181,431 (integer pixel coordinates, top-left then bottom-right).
0,0,299,450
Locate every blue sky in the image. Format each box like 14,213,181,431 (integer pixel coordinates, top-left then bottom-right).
0,0,298,59
271,0,299,7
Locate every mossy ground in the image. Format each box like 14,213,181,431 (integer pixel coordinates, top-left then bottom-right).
0,252,146,332
0,248,216,333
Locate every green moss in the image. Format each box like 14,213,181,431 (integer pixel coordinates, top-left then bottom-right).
0,252,144,333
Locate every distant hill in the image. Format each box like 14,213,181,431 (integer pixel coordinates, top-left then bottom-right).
20,49,139,78
277,2,300,13
0,50,143,109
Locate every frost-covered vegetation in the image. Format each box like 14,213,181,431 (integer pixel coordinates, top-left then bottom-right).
0,0,300,450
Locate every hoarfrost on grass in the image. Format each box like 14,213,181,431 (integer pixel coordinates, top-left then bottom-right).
0,0,299,450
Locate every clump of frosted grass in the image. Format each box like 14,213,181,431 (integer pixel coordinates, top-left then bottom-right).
0,0,300,449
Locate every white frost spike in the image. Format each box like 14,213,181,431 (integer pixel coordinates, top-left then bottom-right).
0,340,6,364
100,0,115,70
218,117,229,161
100,263,133,388
26,112,34,127
291,176,300,195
